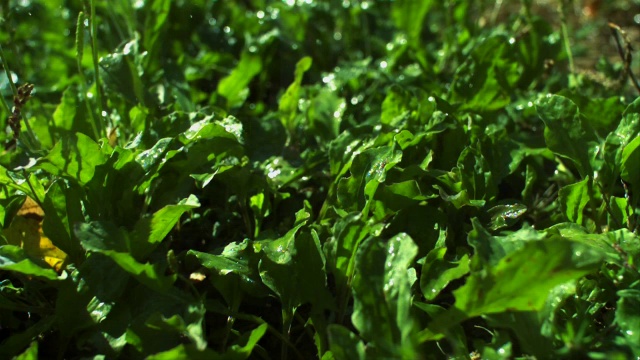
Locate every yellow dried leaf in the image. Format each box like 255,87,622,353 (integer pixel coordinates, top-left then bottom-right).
3,197,67,272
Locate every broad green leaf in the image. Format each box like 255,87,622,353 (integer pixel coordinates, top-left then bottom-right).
188,240,269,302
375,180,433,212
484,311,555,358
259,228,333,309
426,238,603,338
36,132,106,185
0,168,46,202
327,325,366,360
351,233,419,358
223,323,268,360
259,207,333,326
558,92,624,133
180,117,243,144
609,196,630,229
52,87,77,132
324,213,370,320
487,203,527,231
308,89,344,143
615,289,640,354
328,131,368,179
558,177,591,225
130,195,200,258
76,222,176,292
41,180,85,262
55,253,131,338
146,301,207,350
620,135,640,186
54,270,96,337
100,45,146,105
143,0,171,62
0,245,61,280
450,34,521,112
279,56,312,133
420,247,470,301
0,195,25,228
381,86,410,127
457,145,491,201
391,0,433,45
14,341,38,360
536,94,594,177
600,97,640,186
337,146,402,214
218,51,262,108
147,323,267,360
135,137,173,172
546,224,640,270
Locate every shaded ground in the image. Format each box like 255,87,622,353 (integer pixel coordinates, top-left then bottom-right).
489,0,640,73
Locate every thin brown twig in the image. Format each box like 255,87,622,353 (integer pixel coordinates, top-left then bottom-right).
609,22,640,94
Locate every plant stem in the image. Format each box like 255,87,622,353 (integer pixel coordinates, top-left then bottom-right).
0,43,17,96
76,11,100,140
87,0,111,135
559,0,576,77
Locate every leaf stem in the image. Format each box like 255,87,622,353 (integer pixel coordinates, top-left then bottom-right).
86,0,111,135
0,43,18,96
559,0,575,78
75,11,100,140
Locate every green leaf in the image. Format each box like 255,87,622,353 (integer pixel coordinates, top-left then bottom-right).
616,289,640,354
337,146,402,214
450,34,521,112
76,222,176,292
131,195,200,258
279,56,312,133
487,203,527,231
36,132,107,185
52,87,77,132
426,238,603,338
143,0,171,61
146,301,207,351
558,177,591,224
147,323,267,360
391,0,434,45
327,325,366,360
259,207,333,318
351,233,419,358
0,246,61,281
600,97,640,186
41,180,85,262
536,94,594,177
620,135,640,186
14,341,38,360
420,247,470,301
308,88,344,143
609,196,630,229
381,86,410,127
188,240,269,301
218,51,263,108
324,213,370,319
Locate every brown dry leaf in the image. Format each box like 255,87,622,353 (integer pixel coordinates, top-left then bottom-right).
3,197,67,271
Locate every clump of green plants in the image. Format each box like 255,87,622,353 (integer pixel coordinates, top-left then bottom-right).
0,0,639,359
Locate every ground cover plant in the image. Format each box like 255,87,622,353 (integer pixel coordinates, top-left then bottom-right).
1,0,640,358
